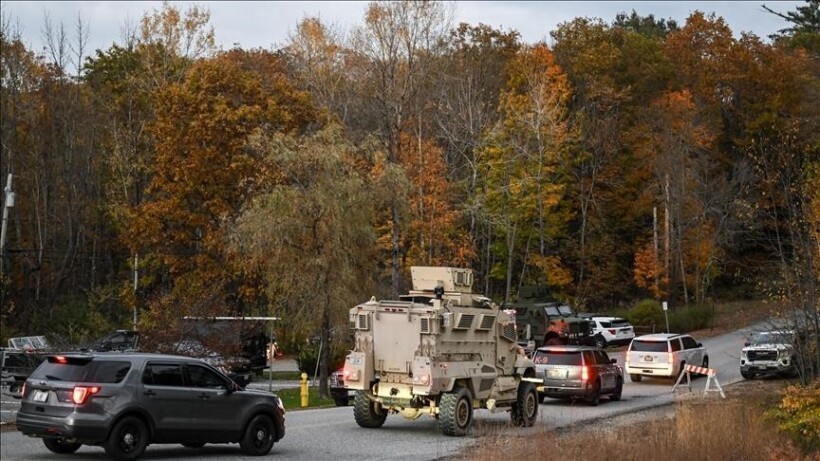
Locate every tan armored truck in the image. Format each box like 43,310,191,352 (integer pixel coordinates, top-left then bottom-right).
343,267,539,436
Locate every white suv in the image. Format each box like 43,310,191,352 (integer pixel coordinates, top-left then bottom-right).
625,333,708,382
588,316,635,348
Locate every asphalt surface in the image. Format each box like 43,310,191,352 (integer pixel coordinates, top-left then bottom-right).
0,325,766,460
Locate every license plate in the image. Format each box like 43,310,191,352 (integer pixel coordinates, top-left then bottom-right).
547,369,564,379
32,390,48,402
643,355,654,362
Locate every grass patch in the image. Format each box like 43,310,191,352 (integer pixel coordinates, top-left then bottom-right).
276,386,337,410
258,370,304,381
466,380,815,461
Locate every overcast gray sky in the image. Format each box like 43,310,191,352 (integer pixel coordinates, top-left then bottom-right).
1,1,804,57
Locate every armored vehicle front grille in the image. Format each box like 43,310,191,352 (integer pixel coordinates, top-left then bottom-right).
420,317,431,334
478,315,496,330
454,314,475,330
501,322,517,342
357,313,370,330
748,350,777,361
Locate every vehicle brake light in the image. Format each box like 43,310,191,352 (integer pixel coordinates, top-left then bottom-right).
54,356,67,364
667,352,673,364
21,382,26,397
581,366,589,381
72,386,100,404
345,369,360,381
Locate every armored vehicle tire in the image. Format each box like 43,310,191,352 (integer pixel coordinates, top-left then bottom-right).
586,379,601,406
438,387,473,436
594,335,607,349
609,378,623,401
511,381,538,427
334,397,350,407
240,414,276,456
630,373,642,382
43,438,82,454
740,369,755,379
353,391,387,428
104,416,148,461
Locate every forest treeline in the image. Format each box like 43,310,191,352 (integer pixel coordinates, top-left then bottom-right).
1,1,818,363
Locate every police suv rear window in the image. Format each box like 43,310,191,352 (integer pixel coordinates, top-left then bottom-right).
30,356,131,384
630,340,669,352
533,350,582,365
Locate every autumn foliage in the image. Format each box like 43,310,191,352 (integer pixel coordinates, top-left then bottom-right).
1,1,818,385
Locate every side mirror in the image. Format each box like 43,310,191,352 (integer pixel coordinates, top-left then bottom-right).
697,343,703,347
611,358,617,364
744,342,751,347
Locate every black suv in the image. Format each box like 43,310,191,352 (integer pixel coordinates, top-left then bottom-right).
532,345,624,406
16,353,285,460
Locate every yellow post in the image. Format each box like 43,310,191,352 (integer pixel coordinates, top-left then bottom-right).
300,372,309,407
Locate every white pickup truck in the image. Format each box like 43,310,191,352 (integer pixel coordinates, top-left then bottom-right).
740,330,798,379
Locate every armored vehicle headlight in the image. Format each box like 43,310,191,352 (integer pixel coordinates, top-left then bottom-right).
413,373,430,385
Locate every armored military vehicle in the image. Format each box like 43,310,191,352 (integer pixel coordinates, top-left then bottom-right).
507,285,594,348
343,267,539,436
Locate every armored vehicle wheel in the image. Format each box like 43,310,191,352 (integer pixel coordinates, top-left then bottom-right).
353,391,387,428
630,373,642,382
511,381,538,427
43,438,82,454
334,397,350,407
438,387,473,436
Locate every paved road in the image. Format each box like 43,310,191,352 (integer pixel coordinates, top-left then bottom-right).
0,324,764,460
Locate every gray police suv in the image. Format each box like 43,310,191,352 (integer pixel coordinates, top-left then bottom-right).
533,345,624,406
16,352,285,460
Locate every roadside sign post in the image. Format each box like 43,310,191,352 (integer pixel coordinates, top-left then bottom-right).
662,301,670,333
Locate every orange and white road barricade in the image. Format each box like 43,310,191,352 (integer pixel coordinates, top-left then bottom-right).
672,364,726,398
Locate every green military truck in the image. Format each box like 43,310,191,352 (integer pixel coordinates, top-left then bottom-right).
506,285,594,349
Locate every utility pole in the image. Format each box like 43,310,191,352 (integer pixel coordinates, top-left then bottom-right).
1,174,15,277
653,206,659,295
133,253,139,330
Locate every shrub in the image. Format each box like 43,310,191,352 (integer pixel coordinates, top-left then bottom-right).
668,304,715,332
768,380,820,452
297,340,348,376
625,301,716,334
626,299,665,330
